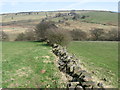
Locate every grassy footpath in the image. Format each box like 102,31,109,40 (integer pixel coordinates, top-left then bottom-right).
67,41,118,87
2,41,66,88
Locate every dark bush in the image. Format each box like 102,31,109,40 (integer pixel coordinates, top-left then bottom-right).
70,29,87,41
35,21,57,41
15,33,26,41
46,28,72,46
90,28,104,41
24,30,36,41
15,30,36,41
107,29,118,41
89,28,118,41
55,13,62,17
72,14,80,20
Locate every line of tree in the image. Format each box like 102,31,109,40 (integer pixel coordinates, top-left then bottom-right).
34,21,72,46
90,28,118,41
15,21,119,46
15,21,72,46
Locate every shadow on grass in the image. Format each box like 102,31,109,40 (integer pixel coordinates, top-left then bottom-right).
41,43,50,47
32,41,50,47
32,40,44,42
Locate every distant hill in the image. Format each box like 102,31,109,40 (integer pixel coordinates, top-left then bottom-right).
1,10,118,41
1,10,118,26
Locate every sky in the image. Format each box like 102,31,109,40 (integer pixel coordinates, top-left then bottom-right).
0,0,119,14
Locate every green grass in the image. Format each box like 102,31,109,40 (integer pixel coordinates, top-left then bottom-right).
2,41,66,88
2,11,118,25
67,41,118,87
80,11,118,25
2,14,45,23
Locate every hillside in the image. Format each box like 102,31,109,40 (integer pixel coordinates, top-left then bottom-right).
1,10,118,41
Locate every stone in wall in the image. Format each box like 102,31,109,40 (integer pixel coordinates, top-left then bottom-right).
51,43,104,89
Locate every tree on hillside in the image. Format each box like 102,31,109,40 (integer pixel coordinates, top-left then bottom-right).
107,29,118,41
24,30,36,41
46,28,72,46
72,14,80,20
35,21,57,41
15,33,25,41
70,29,87,41
90,28,104,41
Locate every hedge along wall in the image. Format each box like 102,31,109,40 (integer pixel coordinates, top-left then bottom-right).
52,43,104,89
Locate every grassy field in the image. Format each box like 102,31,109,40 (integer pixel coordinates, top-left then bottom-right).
1,10,117,25
80,11,118,25
2,41,66,88
1,11,68,23
67,41,118,87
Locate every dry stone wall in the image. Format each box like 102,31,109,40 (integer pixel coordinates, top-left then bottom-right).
52,43,104,89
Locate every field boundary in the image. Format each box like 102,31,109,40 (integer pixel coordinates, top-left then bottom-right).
51,43,105,89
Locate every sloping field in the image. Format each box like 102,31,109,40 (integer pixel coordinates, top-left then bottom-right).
1,26,28,41
67,41,118,87
80,11,118,25
2,41,66,88
1,10,118,41
58,20,117,32
1,11,118,25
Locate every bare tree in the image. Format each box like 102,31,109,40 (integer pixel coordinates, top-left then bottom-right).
107,29,118,41
35,21,57,41
46,28,72,46
70,29,87,41
15,33,25,41
90,28,104,41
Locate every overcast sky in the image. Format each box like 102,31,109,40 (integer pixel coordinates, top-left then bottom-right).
0,0,119,14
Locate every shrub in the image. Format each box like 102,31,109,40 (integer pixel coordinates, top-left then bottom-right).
0,31,9,41
72,14,80,20
90,28,104,41
107,29,118,41
46,28,72,46
89,28,118,41
70,29,87,41
24,30,36,41
55,13,62,17
35,21,57,41
15,33,25,41
15,30,36,41
81,15,86,19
